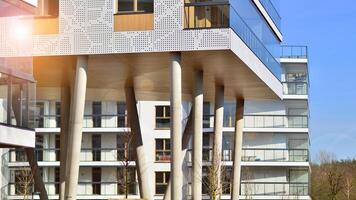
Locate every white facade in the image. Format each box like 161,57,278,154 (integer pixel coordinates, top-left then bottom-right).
0,0,310,200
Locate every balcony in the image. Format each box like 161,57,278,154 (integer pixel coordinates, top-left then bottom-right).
283,82,308,95
5,181,138,196
186,148,309,163
34,114,128,129
0,66,36,148
83,114,128,128
184,2,281,79
242,148,309,162
7,148,136,163
244,115,308,129
281,45,308,59
240,182,309,196
259,0,281,31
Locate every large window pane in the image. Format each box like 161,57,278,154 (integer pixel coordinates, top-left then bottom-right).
0,73,8,124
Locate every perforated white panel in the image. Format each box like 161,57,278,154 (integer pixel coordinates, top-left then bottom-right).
0,0,231,57
0,18,33,57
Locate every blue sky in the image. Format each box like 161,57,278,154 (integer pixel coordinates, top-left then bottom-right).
280,0,356,160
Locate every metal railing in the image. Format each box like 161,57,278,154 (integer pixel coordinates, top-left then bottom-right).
259,0,281,31
282,82,308,95
244,115,308,128
281,45,308,59
242,148,309,162
7,148,136,163
5,181,138,196
240,182,309,196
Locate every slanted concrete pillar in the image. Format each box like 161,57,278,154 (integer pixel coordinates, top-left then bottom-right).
231,99,244,200
192,70,203,200
163,110,193,200
65,56,88,200
125,86,154,200
212,84,224,195
10,82,48,200
25,148,49,200
59,86,70,200
170,52,183,200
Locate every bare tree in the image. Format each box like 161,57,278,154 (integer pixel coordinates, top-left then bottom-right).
241,167,254,200
200,152,229,200
343,175,353,200
14,167,34,200
317,151,344,200
116,128,136,198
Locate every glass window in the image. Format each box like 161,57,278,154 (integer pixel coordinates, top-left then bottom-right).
92,135,101,161
117,0,153,13
55,134,60,161
203,134,211,161
155,172,170,195
156,139,171,162
35,135,44,161
92,102,102,128
286,73,307,82
155,106,170,129
92,167,101,195
203,102,210,128
0,73,8,124
55,167,60,194
55,102,61,128
35,102,45,128
117,102,127,127
223,102,235,127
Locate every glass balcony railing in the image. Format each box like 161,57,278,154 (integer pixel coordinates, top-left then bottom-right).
34,114,128,128
242,148,309,162
244,115,308,128
4,182,138,196
186,148,233,162
34,115,61,128
259,0,281,31
283,82,308,95
281,45,308,59
240,182,309,196
229,5,281,79
186,148,309,163
7,148,136,163
184,3,281,79
83,114,128,128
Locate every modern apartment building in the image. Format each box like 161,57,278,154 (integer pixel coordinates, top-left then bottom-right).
0,0,310,200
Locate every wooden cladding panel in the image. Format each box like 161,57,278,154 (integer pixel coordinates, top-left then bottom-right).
32,17,59,35
114,13,154,32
